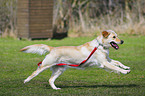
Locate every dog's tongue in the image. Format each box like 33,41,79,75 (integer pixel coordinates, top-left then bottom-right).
112,43,119,49
110,42,119,50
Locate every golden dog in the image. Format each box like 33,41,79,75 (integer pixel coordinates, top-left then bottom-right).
21,30,130,90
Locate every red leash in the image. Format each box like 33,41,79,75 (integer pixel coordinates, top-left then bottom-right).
37,47,97,67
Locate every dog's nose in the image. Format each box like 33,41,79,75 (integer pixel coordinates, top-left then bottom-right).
121,40,124,44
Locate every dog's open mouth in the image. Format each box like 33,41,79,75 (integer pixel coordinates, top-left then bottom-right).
110,42,119,50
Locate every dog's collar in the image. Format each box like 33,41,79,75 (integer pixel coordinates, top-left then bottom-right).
96,39,108,49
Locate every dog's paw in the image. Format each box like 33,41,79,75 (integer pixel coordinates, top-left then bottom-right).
53,87,61,90
24,79,30,83
24,80,27,83
123,66,130,70
121,70,131,74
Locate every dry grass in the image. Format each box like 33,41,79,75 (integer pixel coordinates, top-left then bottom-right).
1,28,17,38
68,12,145,37
67,0,145,37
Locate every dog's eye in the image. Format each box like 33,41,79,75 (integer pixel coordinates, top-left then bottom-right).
113,36,116,38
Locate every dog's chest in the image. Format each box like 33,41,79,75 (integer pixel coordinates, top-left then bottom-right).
82,57,98,67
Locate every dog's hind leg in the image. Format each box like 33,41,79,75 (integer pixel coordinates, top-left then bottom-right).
24,54,57,83
24,64,54,83
49,66,66,90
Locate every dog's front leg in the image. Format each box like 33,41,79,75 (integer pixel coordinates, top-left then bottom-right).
111,60,130,70
107,56,130,70
102,61,130,74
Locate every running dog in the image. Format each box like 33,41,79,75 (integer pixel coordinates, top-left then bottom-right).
20,30,130,90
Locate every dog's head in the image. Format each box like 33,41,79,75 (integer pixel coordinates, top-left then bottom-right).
98,30,124,50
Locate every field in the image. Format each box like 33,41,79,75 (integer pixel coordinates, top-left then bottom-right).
0,36,145,96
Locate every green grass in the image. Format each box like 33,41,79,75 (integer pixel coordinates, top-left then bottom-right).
0,36,145,96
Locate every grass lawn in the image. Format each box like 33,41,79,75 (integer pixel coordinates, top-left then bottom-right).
0,36,145,96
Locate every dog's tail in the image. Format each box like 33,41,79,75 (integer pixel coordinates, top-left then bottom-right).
20,44,53,55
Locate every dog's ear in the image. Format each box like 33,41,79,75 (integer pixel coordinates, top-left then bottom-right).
102,31,110,38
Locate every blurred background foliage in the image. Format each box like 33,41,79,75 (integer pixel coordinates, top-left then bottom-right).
0,0,17,37
0,0,145,38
